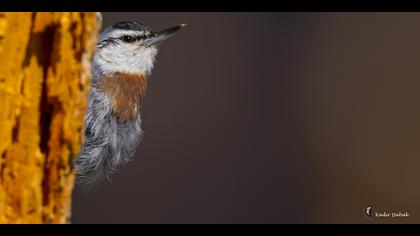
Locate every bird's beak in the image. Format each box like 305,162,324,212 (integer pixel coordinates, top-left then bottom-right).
145,24,187,46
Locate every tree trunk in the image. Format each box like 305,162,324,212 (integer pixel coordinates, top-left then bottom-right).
0,12,100,224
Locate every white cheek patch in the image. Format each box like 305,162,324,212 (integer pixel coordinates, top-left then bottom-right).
94,45,158,75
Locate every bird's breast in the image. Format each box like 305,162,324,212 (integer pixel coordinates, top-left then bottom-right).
99,72,148,122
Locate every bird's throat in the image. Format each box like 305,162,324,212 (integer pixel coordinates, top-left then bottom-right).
99,72,148,122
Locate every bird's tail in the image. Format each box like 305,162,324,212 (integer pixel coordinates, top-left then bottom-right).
75,137,110,190
74,128,140,189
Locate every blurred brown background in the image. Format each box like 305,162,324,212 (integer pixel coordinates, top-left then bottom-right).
72,12,420,223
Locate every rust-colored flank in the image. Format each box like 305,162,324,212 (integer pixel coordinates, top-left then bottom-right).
99,72,148,122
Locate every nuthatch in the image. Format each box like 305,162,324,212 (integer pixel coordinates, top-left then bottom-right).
76,21,186,186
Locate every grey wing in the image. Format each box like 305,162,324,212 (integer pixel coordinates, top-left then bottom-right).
75,88,113,186
75,87,143,187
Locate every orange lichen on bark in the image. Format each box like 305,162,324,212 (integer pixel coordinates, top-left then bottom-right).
0,12,100,224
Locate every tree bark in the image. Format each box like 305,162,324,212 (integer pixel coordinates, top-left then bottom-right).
0,12,100,224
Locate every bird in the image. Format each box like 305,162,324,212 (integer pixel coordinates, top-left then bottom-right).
75,20,186,187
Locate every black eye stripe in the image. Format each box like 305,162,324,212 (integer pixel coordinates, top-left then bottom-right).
99,33,154,47
120,36,135,43
118,35,149,43
98,38,119,48
137,35,152,40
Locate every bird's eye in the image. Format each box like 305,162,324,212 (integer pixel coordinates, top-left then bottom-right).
121,36,135,43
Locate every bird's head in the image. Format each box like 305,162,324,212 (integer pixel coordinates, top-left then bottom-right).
93,21,186,76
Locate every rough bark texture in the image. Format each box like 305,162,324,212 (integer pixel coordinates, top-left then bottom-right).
0,12,100,224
